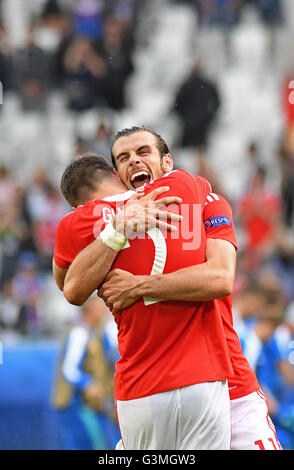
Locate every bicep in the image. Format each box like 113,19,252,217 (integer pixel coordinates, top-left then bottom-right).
206,238,236,277
52,260,68,291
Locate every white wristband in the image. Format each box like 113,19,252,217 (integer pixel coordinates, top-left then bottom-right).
99,222,127,252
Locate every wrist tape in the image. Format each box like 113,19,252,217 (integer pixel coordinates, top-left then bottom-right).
99,222,127,252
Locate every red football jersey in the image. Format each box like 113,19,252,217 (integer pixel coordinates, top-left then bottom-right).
54,169,233,400
203,191,259,399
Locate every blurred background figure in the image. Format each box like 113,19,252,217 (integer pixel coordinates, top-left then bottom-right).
13,23,52,112
173,60,221,170
233,276,294,450
237,165,282,270
51,295,120,450
0,0,293,450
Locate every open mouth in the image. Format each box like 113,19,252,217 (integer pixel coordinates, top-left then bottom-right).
129,170,151,189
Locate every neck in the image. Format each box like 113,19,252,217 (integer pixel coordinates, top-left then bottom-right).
90,179,127,201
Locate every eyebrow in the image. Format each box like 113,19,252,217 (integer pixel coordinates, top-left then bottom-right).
116,151,129,162
137,145,151,153
116,145,151,162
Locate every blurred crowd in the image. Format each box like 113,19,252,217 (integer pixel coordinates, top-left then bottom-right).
0,0,137,112
175,0,284,28
0,0,293,449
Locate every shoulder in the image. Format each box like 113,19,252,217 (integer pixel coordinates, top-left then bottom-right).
56,210,75,234
205,192,232,209
204,193,234,223
154,169,211,190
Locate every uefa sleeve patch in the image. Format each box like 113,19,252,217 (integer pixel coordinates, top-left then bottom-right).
204,216,232,230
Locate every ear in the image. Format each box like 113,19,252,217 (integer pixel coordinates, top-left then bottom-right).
161,153,174,174
113,168,120,179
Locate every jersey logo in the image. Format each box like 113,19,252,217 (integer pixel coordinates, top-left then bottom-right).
204,216,231,230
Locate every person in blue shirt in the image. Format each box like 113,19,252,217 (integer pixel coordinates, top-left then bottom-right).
51,295,120,450
235,287,294,449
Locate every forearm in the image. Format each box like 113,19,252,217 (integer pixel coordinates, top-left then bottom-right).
135,261,234,302
63,238,118,305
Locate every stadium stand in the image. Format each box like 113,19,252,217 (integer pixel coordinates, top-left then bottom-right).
0,0,293,449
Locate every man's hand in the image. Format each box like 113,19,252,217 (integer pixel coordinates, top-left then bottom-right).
113,186,183,237
98,269,144,313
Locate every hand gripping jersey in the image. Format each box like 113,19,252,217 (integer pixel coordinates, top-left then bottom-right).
54,169,258,400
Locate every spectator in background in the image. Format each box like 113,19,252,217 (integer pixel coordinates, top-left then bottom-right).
0,165,18,213
0,279,22,341
72,0,105,42
11,251,43,336
52,10,75,88
255,0,283,25
283,74,294,139
86,121,113,163
233,279,294,448
0,23,13,96
73,135,88,159
61,35,106,111
95,16,134,111
279,77,294,227
239,141,263,197
0,167,34,285
51,295,120,450
194,0,243,28
271,302,294,449
232,284,266,335
35,0,64,55
238,165,283,270
33,184,69,271
173,60,220,166
13,24,52,112
24,169,69,272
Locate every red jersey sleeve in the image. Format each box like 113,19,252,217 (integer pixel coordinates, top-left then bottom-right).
203,193,238,250
53,200,115,269
53,212,77,269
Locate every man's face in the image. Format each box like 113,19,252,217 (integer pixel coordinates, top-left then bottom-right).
112,131,173,190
